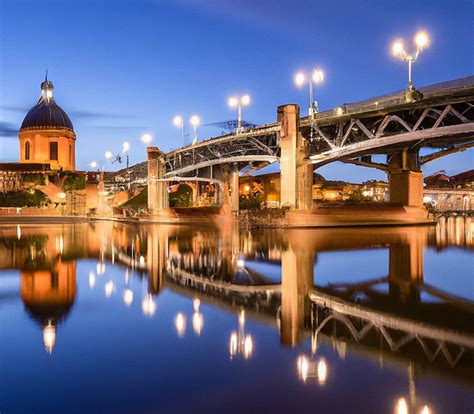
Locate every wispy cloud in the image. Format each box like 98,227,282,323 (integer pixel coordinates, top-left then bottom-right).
0,105,134,121
0,122,18,137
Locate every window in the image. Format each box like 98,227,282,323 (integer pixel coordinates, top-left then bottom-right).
50,142,58,161
25,141,30,160
69,145,71,165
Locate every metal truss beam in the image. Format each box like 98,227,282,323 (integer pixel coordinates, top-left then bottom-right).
164,155,279,177
340,158,388,171
420,141,474,165
157,176,225,188
309,123,474,167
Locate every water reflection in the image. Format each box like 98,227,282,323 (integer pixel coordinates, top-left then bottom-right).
0,217,472,411
174,312,186,337
142,293,156,316
229,310,254,360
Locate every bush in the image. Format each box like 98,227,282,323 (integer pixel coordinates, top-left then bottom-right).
0,190,49,207
169,184,193,208
121,187,148,208
239,194,263,210
22,174,46,186
61,172,86,191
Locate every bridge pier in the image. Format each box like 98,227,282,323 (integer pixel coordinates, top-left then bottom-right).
147,224,168,294
231,163,239,214
147,147,169,214
278,104,313,210
388,228,424,302
388,149,423,208
280,244,314,346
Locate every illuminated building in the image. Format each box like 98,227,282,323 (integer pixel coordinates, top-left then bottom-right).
20,259,77,354
19,75,76,171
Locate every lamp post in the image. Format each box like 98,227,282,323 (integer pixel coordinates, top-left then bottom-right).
294,68,324,117
391,31,429,96
190,115,200,145
122,141,130,169
228,94,251,132
140,133,153,145
122,141,131,191
173,115,185,146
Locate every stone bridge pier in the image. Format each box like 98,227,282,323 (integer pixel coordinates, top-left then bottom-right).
147,147,169,214
278,104,313,210
388,228,425,302
280,243,314,346
388,148,423,208
147,224,169,294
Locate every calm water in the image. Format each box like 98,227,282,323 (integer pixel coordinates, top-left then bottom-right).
0,218,472,413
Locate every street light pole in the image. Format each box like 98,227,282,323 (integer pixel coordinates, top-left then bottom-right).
190,115,200,145
173,115,186,146
229,94,250,133
391,31,429,96
295,69,324,117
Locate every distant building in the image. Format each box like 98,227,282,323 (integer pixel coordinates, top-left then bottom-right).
423,170,474,211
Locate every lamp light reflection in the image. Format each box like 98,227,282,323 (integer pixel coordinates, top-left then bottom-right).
96,262,106,275
175,313,186,337
396,398,408,414
142,294,157,316
297,355,328,385
43,322,56,355
123,289,134,307
317,358,327,385
192,311,204,335
89,272,96,288
105,280,115,298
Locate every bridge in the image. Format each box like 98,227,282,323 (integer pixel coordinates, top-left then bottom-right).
146,76,474,222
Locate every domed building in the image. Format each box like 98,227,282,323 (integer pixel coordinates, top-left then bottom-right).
19,75,76,171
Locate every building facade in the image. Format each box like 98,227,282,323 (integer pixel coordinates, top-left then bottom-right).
18,76,76,171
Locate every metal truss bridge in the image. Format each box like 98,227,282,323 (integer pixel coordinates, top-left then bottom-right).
163,76,474,177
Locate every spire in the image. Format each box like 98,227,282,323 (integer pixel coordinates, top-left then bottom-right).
40,72,54,103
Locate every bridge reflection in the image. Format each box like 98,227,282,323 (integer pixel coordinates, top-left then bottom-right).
0,219,472,385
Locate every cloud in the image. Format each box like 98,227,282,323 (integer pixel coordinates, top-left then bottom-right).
0,105,133,121
69,110,135,120
0,122,18,137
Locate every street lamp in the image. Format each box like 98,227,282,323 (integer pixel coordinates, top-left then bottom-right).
294,68,324,117
173,115,186,146
88,161,97,169
190,115,200,145
122,141,130,168
228,94,251,132
140,133,153,144
391,31,430,94
105,151,113,160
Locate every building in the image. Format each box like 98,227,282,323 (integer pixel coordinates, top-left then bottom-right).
423,170,474,211
18,75,76,171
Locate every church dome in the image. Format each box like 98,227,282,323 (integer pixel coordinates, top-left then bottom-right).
20,77,74,132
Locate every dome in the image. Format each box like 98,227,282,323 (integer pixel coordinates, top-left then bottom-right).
20,77,74,132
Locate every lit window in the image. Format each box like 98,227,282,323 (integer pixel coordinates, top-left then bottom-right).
50,142,58,161
25,141,30,160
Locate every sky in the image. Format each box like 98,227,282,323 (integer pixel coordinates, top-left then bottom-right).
0,0,472,181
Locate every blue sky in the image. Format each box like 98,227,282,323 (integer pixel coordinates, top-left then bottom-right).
0,0,472,181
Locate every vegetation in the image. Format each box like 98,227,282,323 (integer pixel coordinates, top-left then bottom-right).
121,186,148,208
0,190,49,207
347,189,370,202
169,184,193,208
61,172,86,191
239,194,263,210
22,174,46,186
